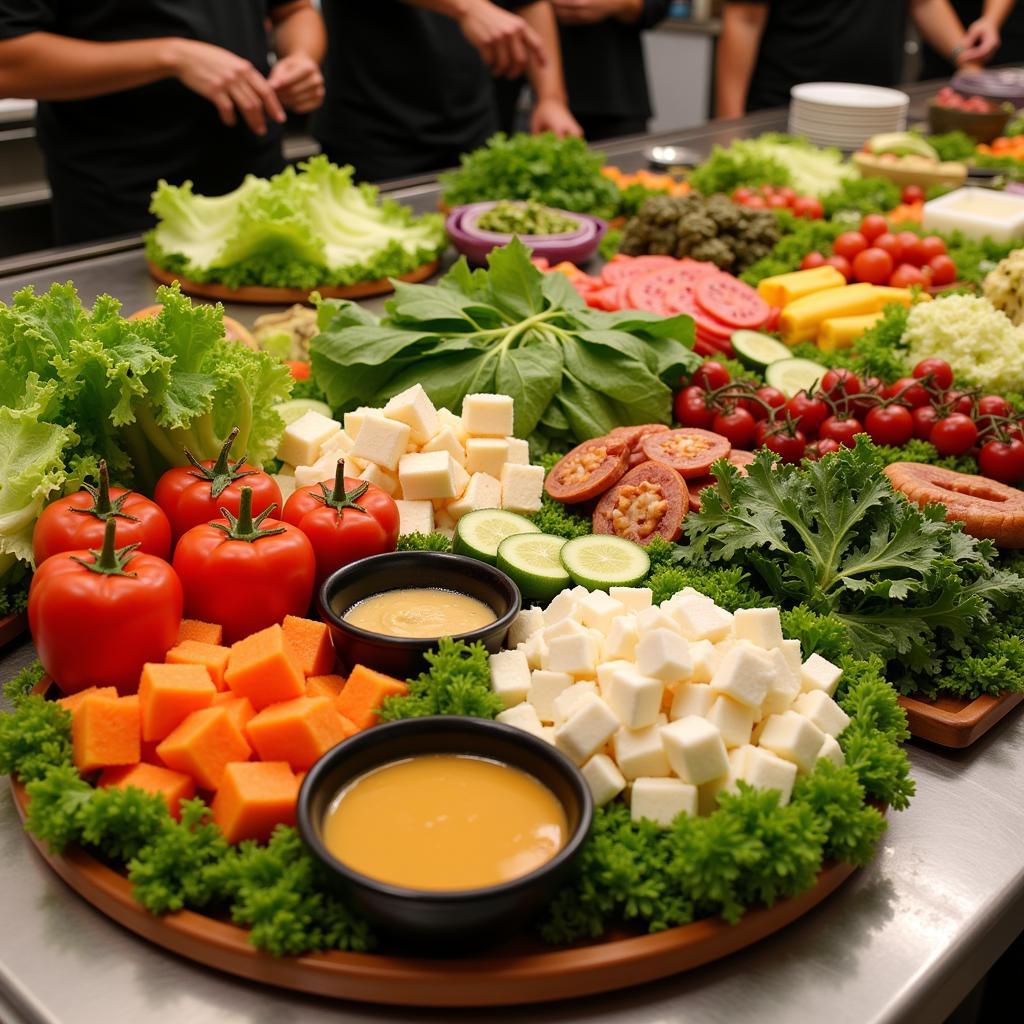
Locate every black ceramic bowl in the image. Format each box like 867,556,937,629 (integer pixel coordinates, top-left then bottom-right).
297,716,593,947
318,551,521,679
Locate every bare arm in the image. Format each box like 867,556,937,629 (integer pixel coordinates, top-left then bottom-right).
957,0,1013,66
909,0,971,64
715,3,769,119
267,1,327,113
516,1,582,136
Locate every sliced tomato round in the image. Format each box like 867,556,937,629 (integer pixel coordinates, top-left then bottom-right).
640,428,731,479
665,285,734,340
593,460,688,544
695,275,770,329
609,423,670,466
544,437,630,504
587,284,628,311
601,255,678,284
685,450,754,511
626,272,673,314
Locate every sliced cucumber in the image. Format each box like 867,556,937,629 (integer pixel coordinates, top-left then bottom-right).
731,330,792,371
560,535,651,592
496,533,570,603
764,357,829,398
453,509,540,564
274,398,333,425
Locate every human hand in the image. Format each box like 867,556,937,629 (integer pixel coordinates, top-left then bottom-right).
268,53,325,113
457,0,547,78
960,16,1000,64
530,97,583,137
552,0,630,25
170,38,285,135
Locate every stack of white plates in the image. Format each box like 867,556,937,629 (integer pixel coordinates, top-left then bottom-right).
788,82,909,150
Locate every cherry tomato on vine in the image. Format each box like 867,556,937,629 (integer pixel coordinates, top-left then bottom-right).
896,232,924,266
712,407,757,449
674,385,715,428
767,194,789,210
889,264,927,289
864,405,914,447
693,361,731,391
978,438,1024,484
912,405,939,441
917,235,946,261
732,187,754,202
819,415,863,447
928,254,957,286
753,386,788,421
850,376,883,420
833,231,869,262
801,251,826,270
860,214,889,242
821,369,862,403
776,186,797,202
873,232,901,261
885,377,930,408
824,254,853,282
930,413,978,456
943,389,974,416
805,438,842,460
902,185,925,205
977,395,1011,420
791,196,823,219
787,392,829,436
913,358,953,390
759,424,807,464
852,247,893,285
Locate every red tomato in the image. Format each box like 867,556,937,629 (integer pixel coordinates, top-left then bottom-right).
28,519,182,695
759,185,776,198
806,438,842,460
913,358,954,390
864,405,914,446
873,232,902,261
172,487,316,644
776,187,797,202
745,195,767,209
917,235,947,261
930,413,978,456
732,187,754,202
282,460,400,588
33,460,171,566
852,247,894,285
825,254,853,282
767,194,790,210
896,232,924,266
819,415,864,447
851,376,884,421
753,386,788,421
286,360,311,381
889,264,927,288
978,438,1024,484
712,407,757,448
943,389,974,415
912,405,939,440
928,254,957,286
791,196,824,219
832,231,869,261
977,395,1012,420
902,185,925,205
787,392,829,436
821,368,862,403
801,251,827,270
675,386,715,429
886,377,930,408
693,361,731,391
860,214,889,242
154,427,283,544
759,424,807,464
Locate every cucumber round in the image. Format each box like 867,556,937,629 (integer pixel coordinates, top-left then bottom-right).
496,533,570,603
453,509,540,564
274,398,333,425
560,535,651,591
764,357,829,398
731,330,791,371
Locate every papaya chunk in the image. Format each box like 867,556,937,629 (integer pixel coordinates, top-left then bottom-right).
156,706,251,790
98,762,196,820
211,761,299,844
165,640,231,691
336,665,408,730
282,615,336,677
72,694,141,774
177,619,223,646
138,662,217,742
58,685,118,715
224,624,305,709
306,674,345,699
246,696,353,771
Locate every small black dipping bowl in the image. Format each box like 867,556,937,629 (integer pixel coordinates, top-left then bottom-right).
297,716,593,948
318,551,521,679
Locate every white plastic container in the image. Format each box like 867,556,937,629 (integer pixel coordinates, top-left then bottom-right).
922,187,1024,242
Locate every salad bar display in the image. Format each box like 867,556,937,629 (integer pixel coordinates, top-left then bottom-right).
3,78,1024,1018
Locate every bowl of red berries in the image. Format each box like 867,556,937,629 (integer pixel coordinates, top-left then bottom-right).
929,87,1012,143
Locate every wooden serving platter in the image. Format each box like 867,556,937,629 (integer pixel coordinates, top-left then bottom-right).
0,612,27,650
899,690,1024,748
146,260,440,305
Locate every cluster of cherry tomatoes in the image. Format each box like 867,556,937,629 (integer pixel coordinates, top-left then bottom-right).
731,184,824,219
934,86,998,113
674,359,1024,483
800,214,957,289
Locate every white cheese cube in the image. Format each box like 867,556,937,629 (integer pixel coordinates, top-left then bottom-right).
631,777,697,826
421,426,466,466
394,499,434,536
635,607,680,635
489,648,532,709
672,601,734,643
359,462,399,497
507,607,544,648
660,716,729,785
449,457,470,500
670,682,715,720
351,414,412,472
343,407,380,441
383,384,439,445
552,681,599,725
817,733,846,768
603,616,639,661
272,473,296,505
581,754,627,807
294,453,344,488
447,472,501,521
277,410,342,467
792,690,850,738
688,639,716,684
554,693,620,765
606,667,663,729
731,608,784,650
435,507,456,532
757,711,827,774
465,438,509,479
780,638,803,678
319,429,354,460
546,634,599,678
398,451,458,501
496,701,544,737
505,437,530,465
437,407,468,443
500,463,544,514
609,587,653,613
710,640,775,711
528,670,574,723
578,590,626,633
613,721,671,779
543,617,588,643
636,628,692,683
761,647,801,718
736,745,799,805
518,632,548,671
706,695,755,749
596,658,636,695
462,393,514,437
540,726,556,745
800,653,843,697
543,589,582,626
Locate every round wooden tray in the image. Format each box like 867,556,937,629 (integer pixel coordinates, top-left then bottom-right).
146,260,441,305
10,774,858,1007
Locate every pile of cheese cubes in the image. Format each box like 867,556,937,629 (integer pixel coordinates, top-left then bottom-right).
275,386,545,538
488,585,849,826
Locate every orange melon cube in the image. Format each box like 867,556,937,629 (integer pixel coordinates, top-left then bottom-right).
336,664,409,730
57,685,118,715
306,674,345,699
98,762,196,820
72,694,141,774
246,696,351,771
282,615,335,676
156,706,251,790
224,624,305,710
211,761,299,844
210,692,256,733
177,619,223,646
165,640,231,691
138,662,217,742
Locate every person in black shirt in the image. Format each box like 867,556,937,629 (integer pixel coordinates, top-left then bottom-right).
0,1,326,244
717,0,984,117
919,1,1017,80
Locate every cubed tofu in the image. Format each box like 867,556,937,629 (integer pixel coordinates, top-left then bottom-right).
383,384,439,445
462,393,514,437
595,658,635,695
672,600,734,643
606,667,663,729
421,426,466,466
437,407,468,443
578,590,625,633
343,407,380,440
398,451,458,501
602,616,639,662
540,726,556,745
669,682,715,720
489,648,531,708
817,733,846,768
543,617,588,643
319,429,354,460
706,695,755,749
780,638,803,678
449,457,470,499
292,453,337,489
660,716,729,785
505,437,530,465
710,640,775,711
447,472,501,520
630,777,697,826
394,499,434,536
581,753,627,806
635,607,680,635
500,463,544,514
792,690,850,738
528,669,574,723
688,639,716,684
465,438,509,479
609,587,653,614
507,607,544,648
554,693,620,765
277,410,342,468
496,701,544,737
351,414,411,472
731,608,784,650
552,681,599,725
757,711,827,774
358,462,398,497
800,653,843,697
613,720,671,779
761,647,801,717
543,589,581,626
546,633,599,678
736,745,798,805
435,506,456,532
636,628,692,683
519,632,548,671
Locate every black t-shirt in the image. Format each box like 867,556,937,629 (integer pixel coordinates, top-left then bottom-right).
0,0,288,243
736,0,908,112
919,0,1024,80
